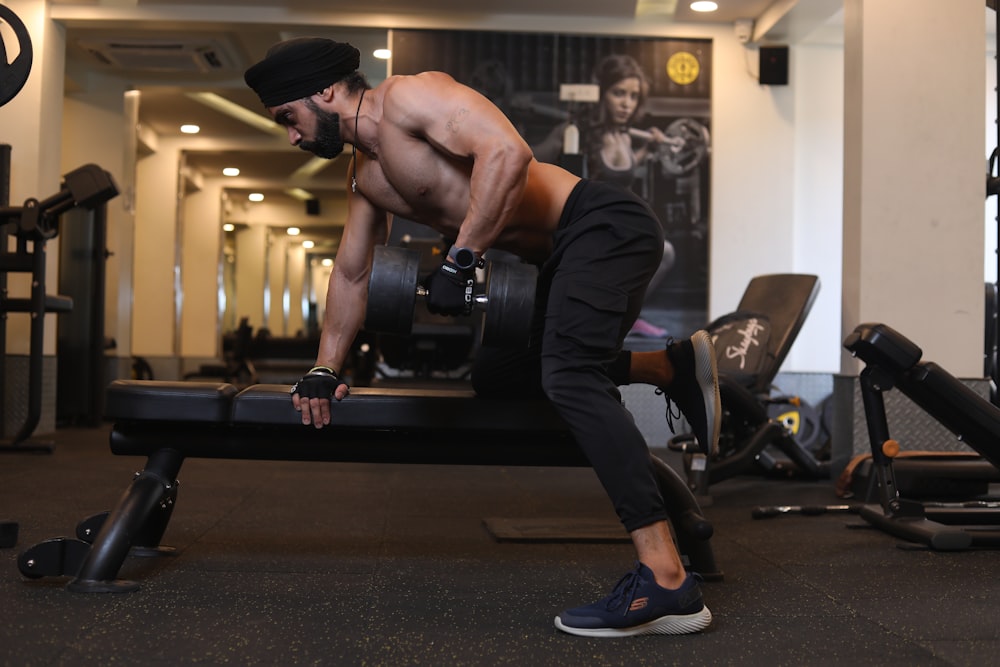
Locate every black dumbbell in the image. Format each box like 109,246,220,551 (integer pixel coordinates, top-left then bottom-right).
365,245,537,347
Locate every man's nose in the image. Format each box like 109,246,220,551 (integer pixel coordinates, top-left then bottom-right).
286,127,301,146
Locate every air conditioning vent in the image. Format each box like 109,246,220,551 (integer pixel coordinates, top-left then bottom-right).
77,37,238,73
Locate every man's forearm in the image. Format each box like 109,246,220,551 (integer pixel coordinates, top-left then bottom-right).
314,277,368,375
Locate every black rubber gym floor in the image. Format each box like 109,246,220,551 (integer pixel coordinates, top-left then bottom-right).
2,423,998,666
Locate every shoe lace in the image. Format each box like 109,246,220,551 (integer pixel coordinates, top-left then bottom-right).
656,388,683,434
655,337,682,434
605,564,644,615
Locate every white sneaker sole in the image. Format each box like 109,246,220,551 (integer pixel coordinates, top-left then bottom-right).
690,329,721,457
554,605,713,638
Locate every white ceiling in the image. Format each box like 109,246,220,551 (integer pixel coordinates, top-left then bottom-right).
47,0,840,212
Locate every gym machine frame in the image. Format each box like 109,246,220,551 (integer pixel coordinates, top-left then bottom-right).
0,146,118,450
845,323,1000,550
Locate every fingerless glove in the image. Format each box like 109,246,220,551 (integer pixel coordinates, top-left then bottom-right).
424,262,475,316
289,366,348,399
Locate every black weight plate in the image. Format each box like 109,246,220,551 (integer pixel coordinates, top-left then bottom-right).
0,6,33,108
767,400,822,452
365,245,420,335
482,260,537,348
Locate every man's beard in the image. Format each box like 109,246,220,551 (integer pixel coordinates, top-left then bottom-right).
299,99,345,159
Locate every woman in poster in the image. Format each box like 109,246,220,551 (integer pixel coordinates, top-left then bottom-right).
586,54,677,338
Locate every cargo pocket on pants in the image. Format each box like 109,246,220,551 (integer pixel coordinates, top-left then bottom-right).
553,281,629,349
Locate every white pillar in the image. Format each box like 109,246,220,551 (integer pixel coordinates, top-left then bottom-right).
842,0,986,376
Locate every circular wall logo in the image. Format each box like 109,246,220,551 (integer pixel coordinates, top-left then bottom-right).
666,52,700,86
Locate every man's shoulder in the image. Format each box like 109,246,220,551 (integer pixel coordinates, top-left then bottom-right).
387,71,459,92
382,72,463,113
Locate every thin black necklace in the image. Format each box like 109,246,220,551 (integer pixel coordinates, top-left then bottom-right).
350,89,366,193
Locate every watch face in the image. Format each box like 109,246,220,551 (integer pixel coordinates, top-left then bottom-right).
453,247,476,269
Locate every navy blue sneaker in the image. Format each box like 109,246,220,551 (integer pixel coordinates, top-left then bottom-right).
659,330,721,456
555,563,712,638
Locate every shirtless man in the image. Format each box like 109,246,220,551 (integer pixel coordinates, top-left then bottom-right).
244,38,720,638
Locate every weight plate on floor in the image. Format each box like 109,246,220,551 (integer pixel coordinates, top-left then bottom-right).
767,400,822,452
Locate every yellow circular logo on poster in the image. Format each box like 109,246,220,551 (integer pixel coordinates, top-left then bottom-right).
666,52,700,85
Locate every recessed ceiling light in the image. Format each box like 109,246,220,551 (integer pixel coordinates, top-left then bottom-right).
690,1,718,11
287,227,301,236
223,223,235,232
321,258,333,267
180,124,200,134
373,48,392,60
223,167,240,177
302,240,315,249
248,193,264,202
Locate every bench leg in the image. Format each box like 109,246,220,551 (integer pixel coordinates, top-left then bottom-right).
856,367,974,550
75,481,179,555
67,448,184,593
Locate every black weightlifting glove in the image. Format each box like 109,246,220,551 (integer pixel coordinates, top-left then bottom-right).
289,366,348,400
423,262,475,316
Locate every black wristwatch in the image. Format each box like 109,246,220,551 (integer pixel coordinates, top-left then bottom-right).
447,246,482,271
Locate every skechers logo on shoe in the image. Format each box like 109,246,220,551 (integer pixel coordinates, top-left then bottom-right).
629,597,649,612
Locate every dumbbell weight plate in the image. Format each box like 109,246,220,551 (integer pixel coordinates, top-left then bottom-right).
481,259,538,348
766,400,822,454
365,245,421,335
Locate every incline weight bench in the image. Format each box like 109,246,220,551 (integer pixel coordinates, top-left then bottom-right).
844,323,1000,550
18,381,721,592
671,273,828,496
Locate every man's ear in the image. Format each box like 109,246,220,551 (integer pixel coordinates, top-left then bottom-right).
316,86,336,102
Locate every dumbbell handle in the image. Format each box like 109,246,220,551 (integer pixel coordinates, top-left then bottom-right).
415,285,489,308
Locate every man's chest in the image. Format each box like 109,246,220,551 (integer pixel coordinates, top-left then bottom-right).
355,141,469,221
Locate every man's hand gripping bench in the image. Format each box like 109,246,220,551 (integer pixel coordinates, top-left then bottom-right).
290,366,350,428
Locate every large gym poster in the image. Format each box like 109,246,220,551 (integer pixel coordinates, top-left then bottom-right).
390,29,712,341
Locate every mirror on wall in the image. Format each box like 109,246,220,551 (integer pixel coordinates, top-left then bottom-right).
221,202,342,339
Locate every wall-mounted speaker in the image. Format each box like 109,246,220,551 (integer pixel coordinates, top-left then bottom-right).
759,45,789,86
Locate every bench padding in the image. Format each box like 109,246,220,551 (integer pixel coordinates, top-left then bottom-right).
106,380,237,422
105,380,581,467
107,380,570,432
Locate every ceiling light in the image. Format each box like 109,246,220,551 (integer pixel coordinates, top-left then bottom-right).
321,258,333,267
690,1,718,11
373,48,391,60
223,167,240,177
287,227,301,236
223,223,235,232
302,240,315,249
248,193,264,202
180,124,200,134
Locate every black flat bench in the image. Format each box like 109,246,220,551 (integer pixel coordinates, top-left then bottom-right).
18,380,720,592
844,323,1000,549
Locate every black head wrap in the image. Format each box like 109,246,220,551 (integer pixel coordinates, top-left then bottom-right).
244,38,361,107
